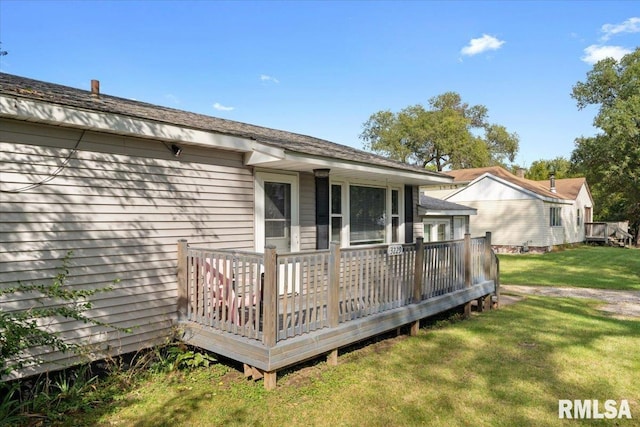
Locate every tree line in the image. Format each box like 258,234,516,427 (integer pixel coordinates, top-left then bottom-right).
360,47,639,243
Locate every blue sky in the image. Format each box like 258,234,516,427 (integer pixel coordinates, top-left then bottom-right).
1,1,638,168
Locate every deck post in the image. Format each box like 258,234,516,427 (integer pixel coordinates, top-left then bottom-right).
177,239,188,321
262,245,278,348
463,233,472,317
326,242,341,365
484,232,492,281
494,256,501,309
328,241,341,328
411,237,424,336
413,237,424,303
263,371,277,391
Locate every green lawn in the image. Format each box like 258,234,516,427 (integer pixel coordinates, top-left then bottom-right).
66,296,639,426
498,246,640,290
13,245,639,426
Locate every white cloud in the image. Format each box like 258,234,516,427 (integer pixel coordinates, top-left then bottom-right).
460,34,505,56
600,17,640,41
213,102,235,111
164,94,180,105
581,44,632,64
260,74,280,84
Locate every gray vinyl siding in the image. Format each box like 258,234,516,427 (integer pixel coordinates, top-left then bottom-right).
0,118,255,378
299,172,316,251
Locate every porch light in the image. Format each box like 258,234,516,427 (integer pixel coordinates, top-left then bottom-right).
170,144,183,158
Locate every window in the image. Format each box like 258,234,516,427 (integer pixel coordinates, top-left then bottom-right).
265,182,291,239
550,207,562,227
423,219,450,242
391,189,400,243
437,223,447,241
423,224,433,242
331,184,342,243
349,185,386,245
577,208,582,226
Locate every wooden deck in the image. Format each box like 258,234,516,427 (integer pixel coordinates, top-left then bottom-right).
176,234,499,389
585,222,633,247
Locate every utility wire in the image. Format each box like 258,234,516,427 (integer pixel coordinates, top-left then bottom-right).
0,130,86,193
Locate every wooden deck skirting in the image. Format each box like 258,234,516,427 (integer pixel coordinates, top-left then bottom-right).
176,233,499,389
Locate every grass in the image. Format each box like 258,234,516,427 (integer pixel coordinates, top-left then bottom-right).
498,245,640,290
8,245,639,426
63,296,639,426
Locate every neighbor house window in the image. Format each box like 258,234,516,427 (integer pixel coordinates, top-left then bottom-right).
550,207,562,227
577,208,582,226
331,184,343,243
349,185,386,245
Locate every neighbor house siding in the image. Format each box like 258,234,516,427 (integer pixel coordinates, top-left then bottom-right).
460,199,548,248
0,118,255,378
573,185,593,243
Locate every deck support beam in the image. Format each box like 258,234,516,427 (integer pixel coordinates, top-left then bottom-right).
410,320,420,336
263,371,277,390
327,349,338,366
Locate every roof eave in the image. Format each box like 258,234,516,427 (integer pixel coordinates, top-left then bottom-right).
418,207,477,216
445,173,573,204
0,94,454,185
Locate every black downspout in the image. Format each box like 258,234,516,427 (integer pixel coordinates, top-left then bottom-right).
315,170,330,249
404,185,414,243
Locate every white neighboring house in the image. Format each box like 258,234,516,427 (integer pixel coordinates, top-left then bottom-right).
421,166,594,253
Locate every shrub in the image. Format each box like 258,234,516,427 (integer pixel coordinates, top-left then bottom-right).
1,251,127,378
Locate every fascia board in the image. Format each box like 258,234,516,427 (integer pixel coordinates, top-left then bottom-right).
418,208,477,216
283,151,453,185
0,94,286,158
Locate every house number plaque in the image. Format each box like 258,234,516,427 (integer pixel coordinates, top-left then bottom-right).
387,244,403,256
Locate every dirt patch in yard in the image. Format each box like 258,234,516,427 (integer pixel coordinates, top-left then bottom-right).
501,285,640,319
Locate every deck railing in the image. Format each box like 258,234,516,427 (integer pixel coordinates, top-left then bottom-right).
177,233,498,346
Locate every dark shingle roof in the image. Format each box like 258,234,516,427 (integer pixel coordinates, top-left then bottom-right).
419,194,476,212
0,72,445,178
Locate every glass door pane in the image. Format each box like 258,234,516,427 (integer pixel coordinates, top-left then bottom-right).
265,181,291,252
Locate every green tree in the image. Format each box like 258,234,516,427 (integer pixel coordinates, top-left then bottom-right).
524,157,578,180
360,92,519,171
571,47,640,243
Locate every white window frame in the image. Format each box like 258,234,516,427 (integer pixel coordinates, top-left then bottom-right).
423,219,451,242
390,187,401,243
550,206,562,227
330,183,346,245
577,208,582,227
330,179,404,247
255,171,300,253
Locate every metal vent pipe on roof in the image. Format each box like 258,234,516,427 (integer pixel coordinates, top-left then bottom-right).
91,79,100,98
